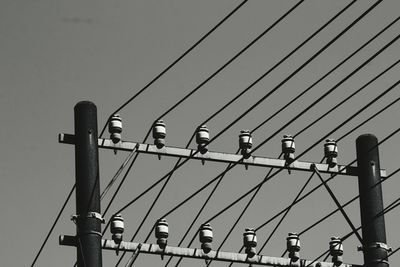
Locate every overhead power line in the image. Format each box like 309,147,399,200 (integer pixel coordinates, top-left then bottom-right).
117,1,364,265
102,0,305,244
166,15,400,267
31,184,76,267
98,0,249,137
173,78,399,267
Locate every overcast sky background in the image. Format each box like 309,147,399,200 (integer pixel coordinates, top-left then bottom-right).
1,0,400,266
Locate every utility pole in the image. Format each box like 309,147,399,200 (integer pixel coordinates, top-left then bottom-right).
356,134,389,267
74,101,103,267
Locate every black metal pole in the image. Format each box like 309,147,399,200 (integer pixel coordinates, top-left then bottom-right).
356,134,388,267
74,101,103,267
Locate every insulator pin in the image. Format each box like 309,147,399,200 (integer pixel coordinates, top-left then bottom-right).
110,214,124,245
108,114,122,144
286,232,300,261
243,228,257,257
153,120,166,149
239,130,253,158
196,125,210,154
199,223,213,253
324,139,338,167
155,218,169,249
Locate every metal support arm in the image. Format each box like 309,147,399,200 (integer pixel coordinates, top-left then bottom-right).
60,235,361,267
59,134,386,177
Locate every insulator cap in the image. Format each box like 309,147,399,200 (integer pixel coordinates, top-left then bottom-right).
196,125,210,144
155,218,169,239
239,130,253,157
324,139,338,157
330,237,344,265
243,228,257,248
329,237,343,256
153,120,166,148
199,223,213,243
111,214,124,243
281,135,295,154
109,114,122,143
286,232,300,252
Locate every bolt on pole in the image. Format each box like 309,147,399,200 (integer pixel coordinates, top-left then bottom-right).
74,101,103,267
356,134,389,267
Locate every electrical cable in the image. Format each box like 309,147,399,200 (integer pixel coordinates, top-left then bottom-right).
256,98,400,238
168,14,400,266
104,0,306,243
305,184,400,267
98,0,249,138
186,78,400,267
31,184,76,267
180,38,400,267
114,2,382,264
101,148,137,201
206,35,400,267
313,165,363,243
114,0,378,221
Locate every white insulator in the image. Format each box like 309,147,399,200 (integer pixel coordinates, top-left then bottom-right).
281,135,295,153
287,233,300,251
239,130,253,149
329,237,343,256
109,114,122,143
199,223,213,243
111,214,124,244
199,223,213,253
155,218,169,238
196,125,210,144
243,228,257,247
153,120,166,148
324,139,338,157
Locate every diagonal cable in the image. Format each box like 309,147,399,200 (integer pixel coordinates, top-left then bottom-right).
98,0,249,137
312,164,363,243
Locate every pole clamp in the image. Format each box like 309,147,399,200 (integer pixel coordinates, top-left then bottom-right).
357,242,392,252
71,212,105,223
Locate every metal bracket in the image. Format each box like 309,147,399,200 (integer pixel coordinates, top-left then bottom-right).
357,242,392,252
71,212,105,223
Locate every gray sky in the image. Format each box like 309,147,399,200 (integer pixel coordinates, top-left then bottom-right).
1,0,400,266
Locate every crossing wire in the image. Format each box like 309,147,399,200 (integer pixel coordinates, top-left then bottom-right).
113,0,375,222
305,178,400,267
98,0,249,138
206,59,400,267
101,4,308,266
261,96,400,260
167,15,400,266
30,184,76,267
197,23,400,267
116,1,363,264
102,0,305,239
170,26,400,267
172,77,400,267
118,0,379,264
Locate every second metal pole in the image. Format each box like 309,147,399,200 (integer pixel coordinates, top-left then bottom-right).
356,134,388,267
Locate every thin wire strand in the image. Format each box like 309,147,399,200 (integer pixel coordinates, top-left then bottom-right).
116,1,382,265
305,182,400,267
200,34,400,267
313,166,363,243
31,184,76,267
193,78,400,262
171,12,400,266
114,0,378,220
99,0,249,137
208,25,400,266
105,0,306,243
